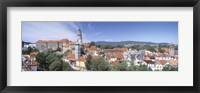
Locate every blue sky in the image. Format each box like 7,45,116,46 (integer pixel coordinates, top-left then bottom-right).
22,22,178,44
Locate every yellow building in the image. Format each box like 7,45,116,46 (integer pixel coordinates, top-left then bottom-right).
76,56,86,69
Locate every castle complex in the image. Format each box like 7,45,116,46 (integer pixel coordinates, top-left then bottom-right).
35,29,83,60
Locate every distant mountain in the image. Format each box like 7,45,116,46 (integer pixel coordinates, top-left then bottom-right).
94,41,169,46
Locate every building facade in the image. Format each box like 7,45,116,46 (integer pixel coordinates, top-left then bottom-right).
35,39,69,52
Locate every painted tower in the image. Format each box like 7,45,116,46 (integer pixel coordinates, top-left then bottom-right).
169,43,174,57
77,29,83,45
75,44,81,60
75,29,82,60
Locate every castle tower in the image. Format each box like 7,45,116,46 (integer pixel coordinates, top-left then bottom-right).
169,42,174,57
75,44,81,60
77,29,83,45
75,29,82,60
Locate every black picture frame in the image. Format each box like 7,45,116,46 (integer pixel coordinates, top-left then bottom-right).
0,0,200,93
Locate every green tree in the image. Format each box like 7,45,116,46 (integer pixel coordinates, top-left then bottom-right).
90,57,110,71
22,49,28,55
54,52,63,59
90,41,95,46
36,52,48,70
138,65,148,71
162,65,178,71
85,55,92,71
22,47,33,55
56,47,62,51
100,45,114,49
49,61,62,71
133,65,140,71
27,47,33,54
32,48,39,52
98,60,110,71
64,50,71,56
148,67,153,71
112,62,127,71
63,62,74,71
147,47,155,52
126,63,135,71
46,53,58,64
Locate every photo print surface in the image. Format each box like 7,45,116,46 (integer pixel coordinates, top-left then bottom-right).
22,22,178,71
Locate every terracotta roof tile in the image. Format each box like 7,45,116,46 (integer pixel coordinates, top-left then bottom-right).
112,60,118,65
66,54,75,59
79,56,86,62
36,39,69,43
30,52,38,57
83,44,90,48
60,39,69,42
113,48,128,52
113,53,123,59
169,60,178,66
69,42,76,45
144,57,151,61
161,48,169,53
160,60,167,65
26,62,38,66
90,46,97,50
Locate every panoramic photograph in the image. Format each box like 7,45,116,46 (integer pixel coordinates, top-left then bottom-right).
22,22,178,71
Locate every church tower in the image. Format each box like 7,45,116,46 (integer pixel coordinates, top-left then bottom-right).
169,43,174,57
77,29,83,45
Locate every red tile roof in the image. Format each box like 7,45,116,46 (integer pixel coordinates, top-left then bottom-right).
79,56,86,62
113,48,128,52
26,62,38,66
30,52,38,57
112,60,118,65
66,54,75,59
60,39,69,42
90,46,97,50
144,57,151,61
113,53,124,59
159,60,167,65
36,39,69,43
83,44,90,48
169,60,178,66
161,48,169,53
69,42,76,45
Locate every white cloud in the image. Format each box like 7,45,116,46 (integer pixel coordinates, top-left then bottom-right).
88,23,94,31
88,32,102,37
93,32,102,36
